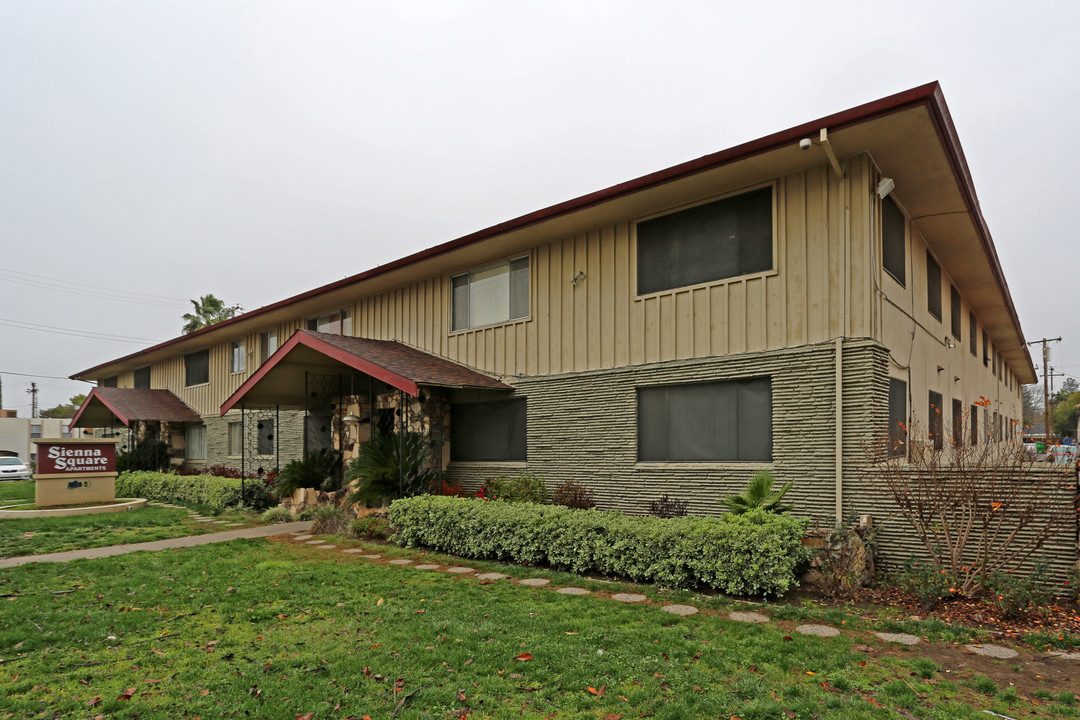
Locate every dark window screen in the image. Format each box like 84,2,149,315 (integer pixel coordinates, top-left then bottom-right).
888,378,907,457
451,399,527,461
952,398,963,446
928,391,944,450
638,378,772,462
969,312,977,356
950,286,961,339
926,252,942,321
134,367,151,389
184,349,210,386
881,196,906,285
983,331,989,366
970,404,978,446
102,376,118,388
257,419,274,455
637,187,772,295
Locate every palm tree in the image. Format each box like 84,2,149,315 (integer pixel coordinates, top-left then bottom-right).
182,294,242,334
721,470,794,515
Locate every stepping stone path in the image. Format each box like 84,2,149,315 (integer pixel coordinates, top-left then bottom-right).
518,578,550,587
446,567,475,574
612,593,647,603
557,587,591,596
875,632,921,646
662,604,698,616
729,611,770,624
317,545,337,549
342,549,366,554
1048,650,1080,660
964,644,1018,659
361,554,382,559
195,519,214,523
225,523,244,527
476,572,507,580
388,558,413,565
415,564,441,570
305,540,325,545
795,624,841,638
213,521,228,525
292,535,313,541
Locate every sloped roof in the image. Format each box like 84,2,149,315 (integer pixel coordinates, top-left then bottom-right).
71,388,202,428
219,330,510,415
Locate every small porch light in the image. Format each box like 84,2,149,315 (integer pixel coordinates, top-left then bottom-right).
342,412,361,425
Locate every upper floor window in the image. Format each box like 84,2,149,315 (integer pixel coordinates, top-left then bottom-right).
636,186,773,296
30,424,41,439
926,252,942,321
133,366,151,389
260,330,278,362
185,349,210,387
102,376,118,388
451,257,529,331
950,286,961,340
969,312,977,356
983,331,989,367
230,339,246,374
881,196,906,286
307,308,352,336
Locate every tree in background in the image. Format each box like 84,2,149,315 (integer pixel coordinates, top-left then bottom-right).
182,294,242,334
1021,384,1042,428
40,393,87,418
1051,377,1080,438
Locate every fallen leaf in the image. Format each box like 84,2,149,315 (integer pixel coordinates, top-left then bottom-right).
376,598,384,606
782,636,793,642
514,653,533,662
88,697,101,707
784,712,796,719
565,631,578,635
586,684,607,697
805,671,816,675
117,688,137,701
276,614,288,619
200,689,210,696
618,695,629,701
296,714,314,720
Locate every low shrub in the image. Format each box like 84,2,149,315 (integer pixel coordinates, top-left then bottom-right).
721,470,794,515
482,472,547,503
116,439,170,473
177,464,243,479
261,507,291,524
296,507,320,522
895,556,957,612
116,471,273,511
648,494,689,518
389,495,811,596
551,480,596,509
310,506,350,535
349,513,393,540
984,565,1051,619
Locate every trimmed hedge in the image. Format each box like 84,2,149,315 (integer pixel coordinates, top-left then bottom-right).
116,471,273,511
389,495,811,597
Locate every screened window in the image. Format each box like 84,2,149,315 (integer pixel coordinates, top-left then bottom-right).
969,312,977,356
926,252,942,321
970,403,978,446
928,391,944,450
992,347,997,375
881,196,906,285
230,339,246,374
133,366,151,389
102,376,118,388
950,286,961,340
888,378,907,457
983,331,989,367
451,257,529,331
260,330,278,362
185,425,207,460
256,419,274,456
451,399,527,461
952,398,963,446
62,424,72,439
637,187,773,295
228,422,243,456
184,350,210,386
307,308,352,336
638,378,772,462
30,424,41,439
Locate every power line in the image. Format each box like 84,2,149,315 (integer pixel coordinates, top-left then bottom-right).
0,318,160,343
0,268,189,302
0,272,189,308
0,370,93,382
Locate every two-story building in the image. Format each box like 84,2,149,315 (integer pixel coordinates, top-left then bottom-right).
71,82,1033,533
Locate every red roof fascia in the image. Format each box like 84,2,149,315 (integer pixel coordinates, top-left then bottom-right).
71,388,132,428
73,83,947,380
219,330,421,416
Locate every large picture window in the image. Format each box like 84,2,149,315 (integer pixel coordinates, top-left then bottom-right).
451,257,529,331
881,196,906,286
184,349,210,387
637,378,772,462
636,187,773,295
185,425,207,460
451,399,527,461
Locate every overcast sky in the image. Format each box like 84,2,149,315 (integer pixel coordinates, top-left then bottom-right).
1,0,1078,413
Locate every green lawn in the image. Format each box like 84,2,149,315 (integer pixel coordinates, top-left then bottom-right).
0,480,34,505
0,503,257,558
1,540,1073,719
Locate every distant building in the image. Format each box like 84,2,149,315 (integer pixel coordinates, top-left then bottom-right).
0,415,90,466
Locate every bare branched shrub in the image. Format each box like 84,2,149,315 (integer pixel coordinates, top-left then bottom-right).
648,494,689,518
867,409,1078,596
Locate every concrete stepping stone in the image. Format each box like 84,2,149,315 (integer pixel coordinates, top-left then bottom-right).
729,611,770,624
195,519,214,523
875,632,921,645
388,558,413,565
964,644,1018,659
225,523,244,527
361,554,382,559
213,521,228,524
292,535,313,541
317,545,337,550
415,564,441,570
1047,650,1080,660
612,593,647,603
557,587,591,596
518,578,550,587
305,540,325,545
662,604,698,616
342,548,366,554
446,567,475,574
477,572,507,580
795,624,840,638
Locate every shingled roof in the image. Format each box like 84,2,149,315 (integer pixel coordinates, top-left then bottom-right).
71,388,202,428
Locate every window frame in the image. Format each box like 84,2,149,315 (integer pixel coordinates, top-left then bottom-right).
950,286,961,340
259,329,278,363
888,377,907,458
926,251,942,322
632,182,778,300
969,312,977,356
184,349,210,387
230,339,246,374
928,390,944,451
450,255,531,333
881,195,907,286
133,366,151,389
228,422,243,457
306,308,353,336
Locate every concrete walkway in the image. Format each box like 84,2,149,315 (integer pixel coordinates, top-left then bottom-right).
0,521,312,568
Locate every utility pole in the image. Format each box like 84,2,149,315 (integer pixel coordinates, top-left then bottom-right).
26,382,39,418
1028,337,1062,443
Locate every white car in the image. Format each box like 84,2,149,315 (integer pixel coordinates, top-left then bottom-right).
0,456,31,480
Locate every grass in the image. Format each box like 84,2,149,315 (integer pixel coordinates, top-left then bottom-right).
1,539,1073,720
0,502,258,558
0,481,34,505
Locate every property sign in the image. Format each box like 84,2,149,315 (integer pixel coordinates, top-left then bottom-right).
34,441,116,474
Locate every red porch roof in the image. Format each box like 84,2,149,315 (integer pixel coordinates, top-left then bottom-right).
71,388,202,428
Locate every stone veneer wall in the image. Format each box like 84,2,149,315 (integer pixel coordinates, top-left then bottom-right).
187,409,306,471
